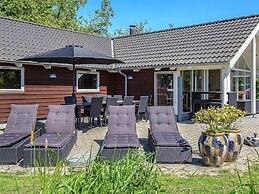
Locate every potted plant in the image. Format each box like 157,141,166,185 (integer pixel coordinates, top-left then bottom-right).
193,106,228,167
221,104,246,162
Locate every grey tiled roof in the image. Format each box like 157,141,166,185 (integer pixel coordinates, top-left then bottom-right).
1,15,259,70
0,16,112,61
113,14,259,68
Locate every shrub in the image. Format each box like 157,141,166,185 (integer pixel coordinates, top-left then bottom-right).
192,106,225,134
192,105,246,134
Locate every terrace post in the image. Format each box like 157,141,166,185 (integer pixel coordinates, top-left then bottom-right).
251,37,256,115
221,67,230,106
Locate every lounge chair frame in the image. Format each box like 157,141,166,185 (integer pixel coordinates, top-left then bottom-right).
148,106,192,164
0,104,40,164
148,129,192,163
98,105,140,160
23,105,77,166
23,132,76,166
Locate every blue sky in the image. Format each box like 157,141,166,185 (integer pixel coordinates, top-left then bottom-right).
77,0,259,33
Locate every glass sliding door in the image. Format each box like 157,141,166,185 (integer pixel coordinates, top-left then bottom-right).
155,73,174,106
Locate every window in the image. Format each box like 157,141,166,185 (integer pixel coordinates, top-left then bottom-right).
230,56,251,100
0,67,23,91
77,71,99,92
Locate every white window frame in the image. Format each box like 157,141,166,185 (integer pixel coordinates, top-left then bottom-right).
76,71,100,93
0,66,24,92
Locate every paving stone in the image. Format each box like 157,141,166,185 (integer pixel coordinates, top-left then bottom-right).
0,116,258,176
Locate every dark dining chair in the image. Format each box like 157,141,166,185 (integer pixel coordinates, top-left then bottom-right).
82,96,92,105
104,97,118,125
84,97,104,128
64,96,76,104
123,96,134,105
136,96,149,121
96,94,112,104
113,95,123,101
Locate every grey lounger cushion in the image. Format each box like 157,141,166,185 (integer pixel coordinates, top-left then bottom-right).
27,133,71,148
5,104,39,134
0,133,29,147
104,134,140,148
45,105,76,134
0,104,39,164
151,132,189,147
107,105,136,135
98,105,140,160
23,105,76,166
148,106,192,164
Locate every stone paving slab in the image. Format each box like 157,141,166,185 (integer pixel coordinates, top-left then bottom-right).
0,116,258,176
69,116,259,176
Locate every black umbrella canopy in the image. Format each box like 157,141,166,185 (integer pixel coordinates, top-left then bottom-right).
18,45,124,102
19,45,123,64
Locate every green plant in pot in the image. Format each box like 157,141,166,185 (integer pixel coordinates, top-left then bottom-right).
193,106,228,167
221,104,246,162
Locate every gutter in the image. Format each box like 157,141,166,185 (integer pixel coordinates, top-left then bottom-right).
118,69,128,96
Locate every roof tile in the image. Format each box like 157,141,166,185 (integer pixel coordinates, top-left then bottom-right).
113,14,259,68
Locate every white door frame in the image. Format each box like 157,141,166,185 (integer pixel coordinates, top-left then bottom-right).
154,71,179,114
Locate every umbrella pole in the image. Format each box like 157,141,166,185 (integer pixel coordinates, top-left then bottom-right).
72,63,76,103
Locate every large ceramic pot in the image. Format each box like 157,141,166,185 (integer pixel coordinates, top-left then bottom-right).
198,132,229,167
224,129,243,162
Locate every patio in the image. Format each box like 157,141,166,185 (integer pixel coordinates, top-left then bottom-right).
70,116,259,176
0,115,258,176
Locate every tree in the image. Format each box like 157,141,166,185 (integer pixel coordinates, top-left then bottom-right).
168,23,174,29
112,20,152,37
51,0,87,31
81,0,114,36
0,0,54,26
0,0,114,36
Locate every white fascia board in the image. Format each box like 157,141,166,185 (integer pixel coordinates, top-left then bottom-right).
133,69,141,72
177,63,228,70
14,63,23,67
229,22,259,68
43,65,51,69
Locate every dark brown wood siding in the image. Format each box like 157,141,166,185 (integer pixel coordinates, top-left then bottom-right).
0,64,155,122
109,69,154,100
0,65,111,122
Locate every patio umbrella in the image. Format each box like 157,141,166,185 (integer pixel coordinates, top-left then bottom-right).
18,45,123,101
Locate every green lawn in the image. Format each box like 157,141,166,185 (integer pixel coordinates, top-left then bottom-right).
1,165,259,194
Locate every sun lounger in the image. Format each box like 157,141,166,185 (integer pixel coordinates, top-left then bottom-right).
98,105,140,160
23,105,77,166
0,104,39,164
148,106,192,163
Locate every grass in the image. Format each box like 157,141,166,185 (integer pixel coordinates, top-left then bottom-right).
2,151,161,194
0,154,259,194
1,164,258,193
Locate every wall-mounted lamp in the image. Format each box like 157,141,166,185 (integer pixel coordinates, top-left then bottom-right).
127,75,134,80
49,73,57,79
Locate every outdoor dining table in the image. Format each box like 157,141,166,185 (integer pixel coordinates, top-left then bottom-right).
76,100,140,130
117,100,140,105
